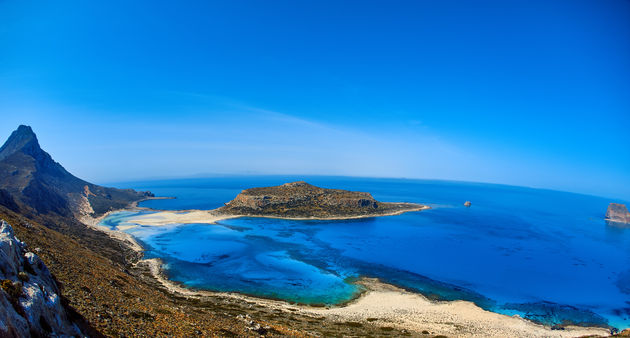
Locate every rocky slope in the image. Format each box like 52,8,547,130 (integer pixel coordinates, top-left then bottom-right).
219,181,426,218
0,219,90,337
0,125,152,218
606,203,630,224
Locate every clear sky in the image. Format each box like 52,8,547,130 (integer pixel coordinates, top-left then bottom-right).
1,0,629,200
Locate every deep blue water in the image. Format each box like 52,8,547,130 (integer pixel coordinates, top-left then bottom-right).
106,176,630,329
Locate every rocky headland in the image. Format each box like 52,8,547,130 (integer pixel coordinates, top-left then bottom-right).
606,203,630,224
218,181,428,219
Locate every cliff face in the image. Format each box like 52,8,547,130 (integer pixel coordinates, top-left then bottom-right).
0,125,152,217
0,220,85,337
606,203,630,224
219,181,425,218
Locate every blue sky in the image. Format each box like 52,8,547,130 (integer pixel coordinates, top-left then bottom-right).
1,0,629,200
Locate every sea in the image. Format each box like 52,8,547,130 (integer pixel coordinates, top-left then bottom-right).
100,176,630,330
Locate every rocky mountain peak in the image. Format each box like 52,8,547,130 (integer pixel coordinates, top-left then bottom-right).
0,125,42,161
0,125,152,217
15,125,35,136
0,125,78,186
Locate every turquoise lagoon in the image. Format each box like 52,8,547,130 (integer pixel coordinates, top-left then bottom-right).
102,176,630,329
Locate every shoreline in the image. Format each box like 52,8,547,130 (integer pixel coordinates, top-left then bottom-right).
79,197,177,251
80,208,144,252
81,202,613,337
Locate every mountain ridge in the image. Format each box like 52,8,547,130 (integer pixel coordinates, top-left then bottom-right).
0,125,152,217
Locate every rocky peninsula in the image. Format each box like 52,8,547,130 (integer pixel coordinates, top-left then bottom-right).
218,181,428,219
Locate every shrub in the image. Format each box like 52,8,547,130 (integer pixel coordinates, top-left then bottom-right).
1,279,25,317
1,279,22,299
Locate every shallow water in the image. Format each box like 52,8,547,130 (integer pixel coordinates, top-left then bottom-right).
105,176,630,329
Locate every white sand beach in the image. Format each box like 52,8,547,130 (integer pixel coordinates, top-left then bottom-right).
122,209,239,226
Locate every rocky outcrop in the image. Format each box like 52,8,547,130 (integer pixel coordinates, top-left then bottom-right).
219,181,426,218
0,219,85,337
605,203,630,224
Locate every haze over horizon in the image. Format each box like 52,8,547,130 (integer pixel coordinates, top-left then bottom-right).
1,0,629,200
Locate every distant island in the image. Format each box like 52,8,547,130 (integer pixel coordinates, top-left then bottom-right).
218,181,428,219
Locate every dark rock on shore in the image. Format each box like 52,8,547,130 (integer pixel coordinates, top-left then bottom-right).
219,181,426,218
606,203,630,224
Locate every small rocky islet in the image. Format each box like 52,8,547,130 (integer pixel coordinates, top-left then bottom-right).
606,203,630,224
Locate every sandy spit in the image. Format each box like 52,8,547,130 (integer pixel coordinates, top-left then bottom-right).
120,209,240,226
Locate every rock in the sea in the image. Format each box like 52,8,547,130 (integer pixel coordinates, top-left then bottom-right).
0,219,85,337
464,201,471,207
605,203,630,224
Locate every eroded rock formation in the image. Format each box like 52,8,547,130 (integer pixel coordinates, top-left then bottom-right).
0,220,85,337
